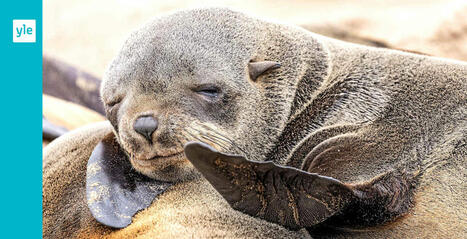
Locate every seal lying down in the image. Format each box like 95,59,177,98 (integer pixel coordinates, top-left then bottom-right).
43,7,466,238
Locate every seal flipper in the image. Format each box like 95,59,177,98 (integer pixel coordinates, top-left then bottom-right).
86,133,172,228
184,142,356,230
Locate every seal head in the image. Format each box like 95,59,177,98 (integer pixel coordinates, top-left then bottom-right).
100,8,327,182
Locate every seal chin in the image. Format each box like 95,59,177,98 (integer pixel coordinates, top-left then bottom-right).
129,152,196,182
131,152,185,168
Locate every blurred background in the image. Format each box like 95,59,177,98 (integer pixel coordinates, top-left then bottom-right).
42,0,467,146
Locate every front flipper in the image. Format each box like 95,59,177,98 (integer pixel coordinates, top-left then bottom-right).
184,142,357,230
86,133,172,228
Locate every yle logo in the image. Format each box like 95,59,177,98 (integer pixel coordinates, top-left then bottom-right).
13,19,36,43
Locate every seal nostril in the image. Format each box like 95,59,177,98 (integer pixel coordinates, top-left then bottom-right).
133,115,158,143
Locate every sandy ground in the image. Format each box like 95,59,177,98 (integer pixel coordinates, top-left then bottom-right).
44,0,466,78
43,95,104,130
43,95,105,146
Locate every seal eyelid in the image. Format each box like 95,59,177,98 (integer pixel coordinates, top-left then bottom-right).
193,84,222,98
106,97,123,107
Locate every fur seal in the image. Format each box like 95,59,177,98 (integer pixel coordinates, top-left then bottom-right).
43,8,466,238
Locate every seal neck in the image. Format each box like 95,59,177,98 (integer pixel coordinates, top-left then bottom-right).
265,35,332,165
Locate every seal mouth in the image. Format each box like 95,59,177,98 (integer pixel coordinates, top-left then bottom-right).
131,152,185,168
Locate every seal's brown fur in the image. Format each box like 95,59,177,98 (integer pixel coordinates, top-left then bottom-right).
43,8,466,238
43,122,309,238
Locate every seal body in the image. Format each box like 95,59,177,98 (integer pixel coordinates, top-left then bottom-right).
43,8,467,238
99,7,466,234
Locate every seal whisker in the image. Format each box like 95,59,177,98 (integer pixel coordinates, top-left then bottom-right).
185,131,211,147
190,124,248,156
198,133,231,152
203,131,249,156
200,136,231,152
187,126,231,151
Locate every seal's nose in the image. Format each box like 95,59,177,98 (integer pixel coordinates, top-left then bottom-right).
133,115,158,143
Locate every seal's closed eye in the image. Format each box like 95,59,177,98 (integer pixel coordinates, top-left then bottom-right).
86,133,172,228
194,84,221,98
184,141,356,230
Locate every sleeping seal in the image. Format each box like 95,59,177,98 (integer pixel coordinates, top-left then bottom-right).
43,8,466,238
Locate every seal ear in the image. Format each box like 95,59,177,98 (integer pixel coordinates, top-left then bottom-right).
86,133,172,228
184,142,356,230
248,61,281,81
